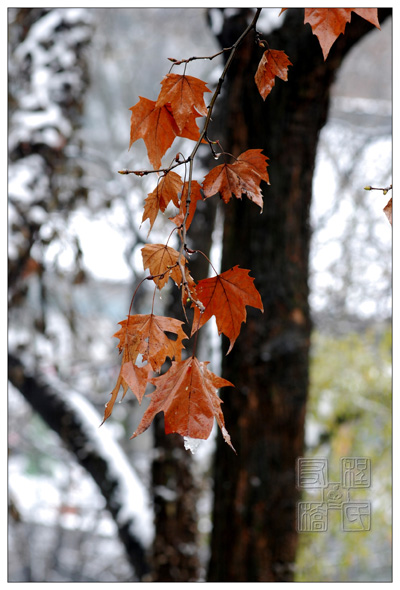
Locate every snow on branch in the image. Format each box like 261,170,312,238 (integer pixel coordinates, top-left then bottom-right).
8,352,153,579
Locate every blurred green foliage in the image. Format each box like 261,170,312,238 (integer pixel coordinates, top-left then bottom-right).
295,326,392,582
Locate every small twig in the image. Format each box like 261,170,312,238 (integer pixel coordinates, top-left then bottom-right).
364,184,392,195
185,246,219,276
167,47,232,67
118,156,189,177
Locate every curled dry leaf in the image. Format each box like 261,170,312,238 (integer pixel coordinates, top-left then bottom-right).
102,374,129,425
141,243,196,292
142,171,182,234
117,314,187,372
103,314,188,425
255,49,292,100
202,149,270,211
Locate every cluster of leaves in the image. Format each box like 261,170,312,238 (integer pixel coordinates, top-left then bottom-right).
103,8,382,450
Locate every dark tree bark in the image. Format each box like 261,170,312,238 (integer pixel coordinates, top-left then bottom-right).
207,8,391,582
150,425,200,581
150,198,218,582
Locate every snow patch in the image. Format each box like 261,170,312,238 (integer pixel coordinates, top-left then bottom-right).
153,485,177,502
184,436,203,454
257,8,284,34
45,375,154,547
207,8,223,36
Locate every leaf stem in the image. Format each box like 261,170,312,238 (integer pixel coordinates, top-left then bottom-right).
185,247,219,276
128,276,148,316
176,8,262,315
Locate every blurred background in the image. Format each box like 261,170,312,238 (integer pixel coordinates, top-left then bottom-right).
8,8,391,582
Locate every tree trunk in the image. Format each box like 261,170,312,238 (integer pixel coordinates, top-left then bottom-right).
207,8,391,582
150,199,218,581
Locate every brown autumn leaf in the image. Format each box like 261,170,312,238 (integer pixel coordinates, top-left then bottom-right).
129,96,179,170
202,149,270,211
169,180,204,230
255,49,292,100
129,98,204,170
176,105,208,144
156,73,211,133
116,313,187,373
236,149,271,184
383,197,392,225
103,312,187,425
352,8,381,29
304,8,380,60
102,374,130,424
102,325,143,422
131,356,235,450
191,265,264,354
141,243,196,292
142,171,182,234
121,362,152,404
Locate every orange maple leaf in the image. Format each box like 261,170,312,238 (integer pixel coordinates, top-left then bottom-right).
142,171,182,234
102,374,129,424
102,326,143,422
383,197,392,225
131,356,235,450
169,180,204,230
191,265,264,354
202,149,269,211
255,49,292,100
129,98,204,170
121,363,152,404
117,313,187,372
129,97,178,170
176,106,208,144
103,313,187,424
352,8,381,29
304,8,380,60
156,73,211,133
141,243,195,292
